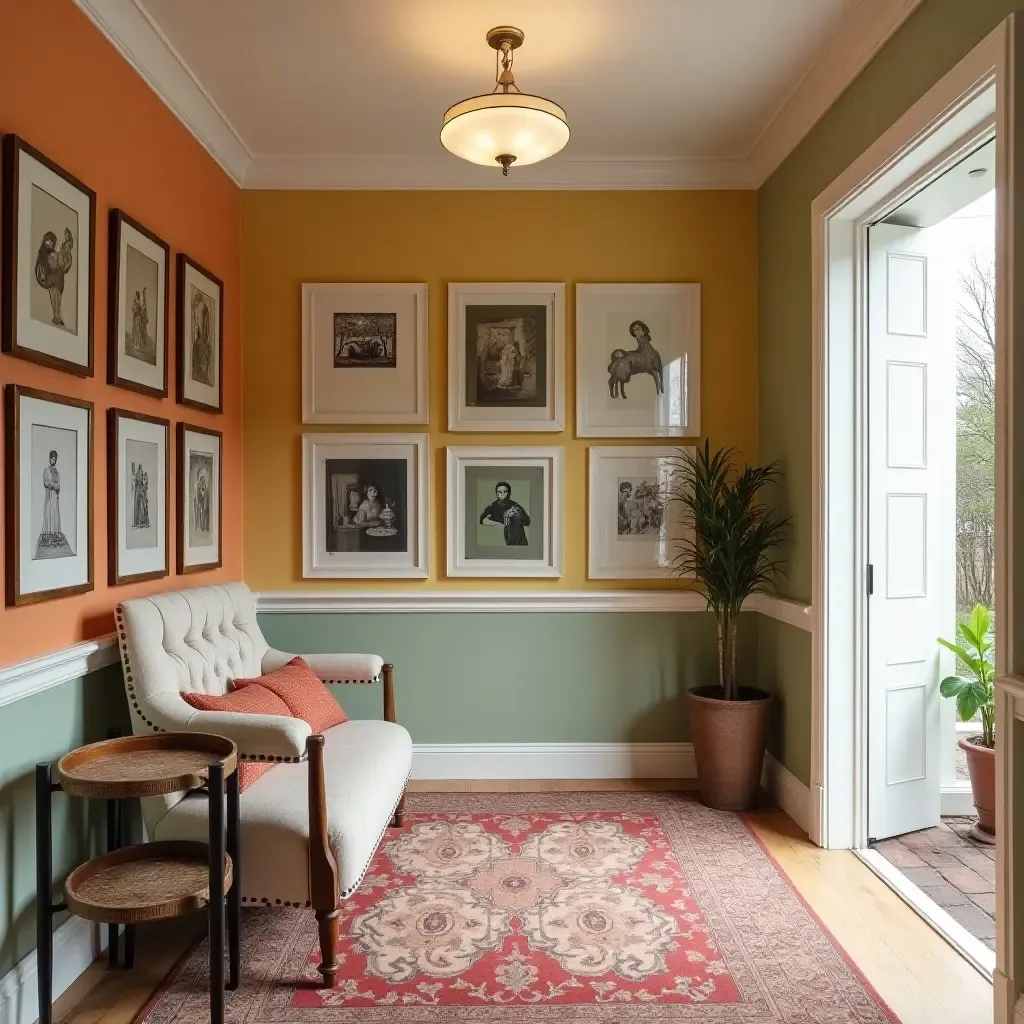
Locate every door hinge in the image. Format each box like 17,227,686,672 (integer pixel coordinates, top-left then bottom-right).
866,564,874,596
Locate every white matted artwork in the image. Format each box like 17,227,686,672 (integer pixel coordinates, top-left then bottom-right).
302,283,428,424
448,283,564,431
588,446,693,579
447,446,563,578
108,409,169,585
303,433,429,578
576,284,701,437
177,255,223,412
5,385,93,605
177,423,222,573
2,136,95,376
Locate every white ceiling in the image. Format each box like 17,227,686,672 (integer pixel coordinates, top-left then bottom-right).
76,0,926,188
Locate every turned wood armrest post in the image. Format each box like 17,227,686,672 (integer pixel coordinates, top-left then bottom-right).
382,663,407,828
307,735,340,988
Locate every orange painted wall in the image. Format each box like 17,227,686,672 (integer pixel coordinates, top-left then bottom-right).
0,0,242,666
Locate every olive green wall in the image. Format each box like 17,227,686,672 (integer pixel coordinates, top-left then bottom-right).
258,612,757,744
0,665,130,976
757,0,1021,780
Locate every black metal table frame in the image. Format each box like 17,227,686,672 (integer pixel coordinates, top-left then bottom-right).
35,754,241,1024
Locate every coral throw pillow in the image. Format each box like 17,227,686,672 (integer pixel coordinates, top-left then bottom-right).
232,656,347,734
180,683,291,791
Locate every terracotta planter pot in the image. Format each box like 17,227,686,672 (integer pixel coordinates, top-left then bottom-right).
687,686,771,811
959,735,996,837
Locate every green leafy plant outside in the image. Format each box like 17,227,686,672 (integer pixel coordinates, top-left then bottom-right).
667,441,790,701
937,603,995,749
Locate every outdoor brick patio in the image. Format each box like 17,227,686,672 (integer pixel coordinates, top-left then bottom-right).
872,817,995,949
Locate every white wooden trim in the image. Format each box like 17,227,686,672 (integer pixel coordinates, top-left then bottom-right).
941,785,977,816
760,752,812,834
73,0,250,185
0,637,118,710
856,848,995,979
746,594,813,632
0,916,110,1024
411,742,696,781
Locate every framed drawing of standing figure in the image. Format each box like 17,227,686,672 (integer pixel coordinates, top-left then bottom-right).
108,211,169,396
2,136,96,376
4,385,93,606
108,409,169,585
177,423,222,573
177,254,223,412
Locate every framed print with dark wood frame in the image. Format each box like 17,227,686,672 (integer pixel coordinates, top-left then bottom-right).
4,385,93,606
448,283,564,431
108,409,169,585
108,210,169,396
302,283,428,423
446,446,563,578
176,254,223,412
303,433,429,579
576,284,701,437
1,135,96,376
588,446,694,579
177,423,222,574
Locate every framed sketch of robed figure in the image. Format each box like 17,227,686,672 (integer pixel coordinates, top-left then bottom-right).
177,254,223,412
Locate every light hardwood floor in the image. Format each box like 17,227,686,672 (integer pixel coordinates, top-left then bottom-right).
52,781,992,1024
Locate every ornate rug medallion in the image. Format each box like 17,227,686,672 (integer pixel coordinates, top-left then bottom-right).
138,793,899,1023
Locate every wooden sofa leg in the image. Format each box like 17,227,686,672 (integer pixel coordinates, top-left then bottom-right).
391,789,407,828
307,735,340,988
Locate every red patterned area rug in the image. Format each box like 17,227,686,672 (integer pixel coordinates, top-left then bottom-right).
138,793,899,1023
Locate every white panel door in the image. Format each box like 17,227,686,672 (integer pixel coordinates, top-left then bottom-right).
867,222,956,841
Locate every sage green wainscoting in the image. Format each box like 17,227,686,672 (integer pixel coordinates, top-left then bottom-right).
258,612,757,743
0,664,130,976
756,617,812,787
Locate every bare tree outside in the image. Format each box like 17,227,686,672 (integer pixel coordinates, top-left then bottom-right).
955,253,996,616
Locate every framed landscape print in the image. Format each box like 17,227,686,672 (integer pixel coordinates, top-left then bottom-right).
303,433,429,578
302,283,428,424
447,446,563,578
108,409,169,585
177,254,223,412
448,283,564,431
1,135,96,376
177,423,222,573
108,210,169,396
4,385,93,606
588,446,693,580
576,284,701,437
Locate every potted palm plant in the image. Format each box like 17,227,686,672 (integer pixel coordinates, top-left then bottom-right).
667,441,790,810
938,604,996,842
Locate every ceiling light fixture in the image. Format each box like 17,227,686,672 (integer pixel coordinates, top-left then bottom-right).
441,26,569,176
968,167,988,178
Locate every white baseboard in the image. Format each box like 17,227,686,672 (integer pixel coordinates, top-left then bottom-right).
941,785,977,816
411,742,696,780
0,916,108,1024
761,753,812,835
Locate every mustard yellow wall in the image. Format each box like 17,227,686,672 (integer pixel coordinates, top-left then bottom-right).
242,190,757,590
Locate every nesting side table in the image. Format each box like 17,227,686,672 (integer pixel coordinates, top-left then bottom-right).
36,733,241,1024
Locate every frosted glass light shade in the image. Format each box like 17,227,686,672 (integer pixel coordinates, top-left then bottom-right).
441,93,569,169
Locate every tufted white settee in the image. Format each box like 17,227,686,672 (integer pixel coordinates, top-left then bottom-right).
114,582,412,987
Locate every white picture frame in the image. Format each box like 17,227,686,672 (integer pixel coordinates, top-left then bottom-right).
302,283,428,424
303,433,429,579
588,446,694,580
177,423,222,574
448,282,565,432
576,283,701,438
447,446,563,578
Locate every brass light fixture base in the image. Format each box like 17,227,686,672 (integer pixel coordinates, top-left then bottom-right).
486,26,525,51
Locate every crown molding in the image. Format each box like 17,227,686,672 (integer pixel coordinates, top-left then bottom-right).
748,0,926,185
74,0,251,185
242,153,757,191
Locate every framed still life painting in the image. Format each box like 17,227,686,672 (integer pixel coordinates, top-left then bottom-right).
4,384,93,606
588,446,693,580
446,446,563,578
177,423,222,573
576,284,701,437
177,254,223,412
448,282,565,431
1,135,96,376
108,210,169,396
108,409,169,585
303,433,429,578
302,283,428,424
